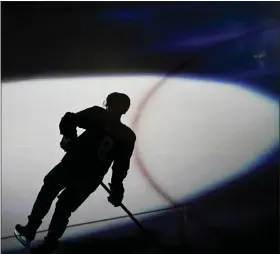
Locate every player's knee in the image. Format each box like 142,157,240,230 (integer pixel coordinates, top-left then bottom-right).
43,174,50,184
54,205,72,220
56,196,74,214
43,172,58,185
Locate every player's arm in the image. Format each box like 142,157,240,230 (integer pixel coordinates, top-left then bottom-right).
111,135,136,190
59,106,99,139
108,133,136,206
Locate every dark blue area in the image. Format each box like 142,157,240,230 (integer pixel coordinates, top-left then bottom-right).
88,2,280,99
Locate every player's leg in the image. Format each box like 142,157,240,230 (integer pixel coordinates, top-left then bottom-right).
15,161,70,246
32,177,102,253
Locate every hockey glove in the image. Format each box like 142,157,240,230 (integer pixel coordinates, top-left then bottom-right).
107,183,124,207
60,136,73,152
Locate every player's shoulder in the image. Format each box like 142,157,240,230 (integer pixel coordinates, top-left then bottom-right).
121,124,136,142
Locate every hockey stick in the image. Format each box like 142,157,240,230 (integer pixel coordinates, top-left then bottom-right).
100,182,147,232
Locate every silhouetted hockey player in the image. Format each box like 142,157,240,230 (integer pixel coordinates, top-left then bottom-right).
14,92,136,254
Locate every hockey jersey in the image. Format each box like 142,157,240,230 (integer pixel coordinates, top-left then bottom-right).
59,106,136,188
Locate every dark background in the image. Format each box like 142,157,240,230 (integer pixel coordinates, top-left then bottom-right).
2,2,280,87
1,2,279,254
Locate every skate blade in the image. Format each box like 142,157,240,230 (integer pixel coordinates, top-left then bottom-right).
14,228,31,250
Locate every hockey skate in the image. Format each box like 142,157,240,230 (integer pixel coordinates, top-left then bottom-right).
14,224,34,250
